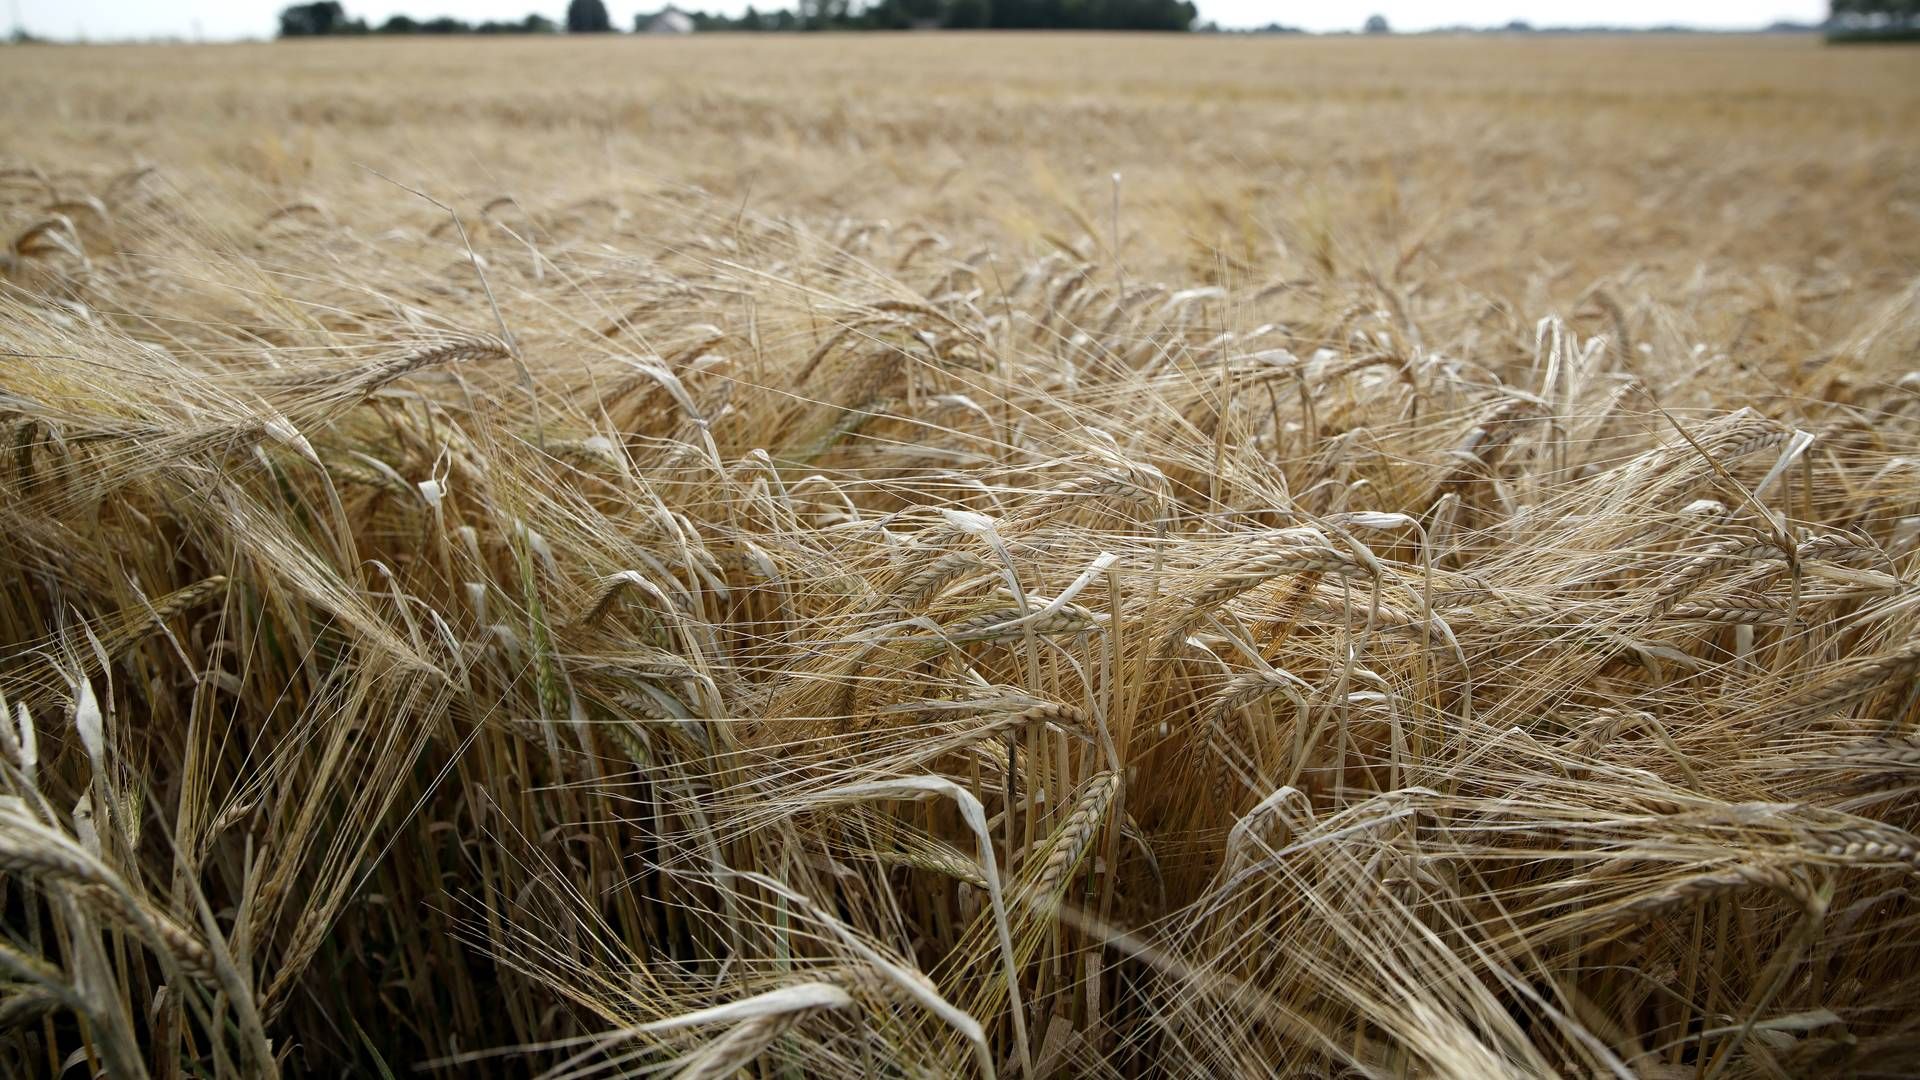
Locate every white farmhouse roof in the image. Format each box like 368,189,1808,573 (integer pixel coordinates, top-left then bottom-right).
644,9,695,32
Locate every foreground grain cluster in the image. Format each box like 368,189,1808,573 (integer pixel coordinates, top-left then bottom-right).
2,33,1919,1078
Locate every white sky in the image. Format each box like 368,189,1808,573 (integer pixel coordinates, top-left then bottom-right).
11,0,1830,41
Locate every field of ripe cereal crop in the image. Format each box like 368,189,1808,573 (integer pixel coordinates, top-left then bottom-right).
3,32,1919,1077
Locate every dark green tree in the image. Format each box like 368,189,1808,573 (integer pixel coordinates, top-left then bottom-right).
567,0,615,32
946,0,992,26
1830,0,1918,23
278,2,367,35
1363,13,1390,32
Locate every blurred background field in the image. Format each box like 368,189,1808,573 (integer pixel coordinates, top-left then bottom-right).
6,33,1917,293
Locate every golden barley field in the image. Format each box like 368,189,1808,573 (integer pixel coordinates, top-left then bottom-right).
3,31,1920,1079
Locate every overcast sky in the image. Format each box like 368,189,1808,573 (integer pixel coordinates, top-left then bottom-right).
12,0,1830,40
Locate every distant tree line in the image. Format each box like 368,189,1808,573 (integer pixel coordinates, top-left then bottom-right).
277,1,607,36
373,13,560,34
279,0,1198,37
660,0,1195,31
1828,0,1919,38
1831,0,1917,23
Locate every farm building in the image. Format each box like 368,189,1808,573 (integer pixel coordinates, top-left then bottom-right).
641,7,695,33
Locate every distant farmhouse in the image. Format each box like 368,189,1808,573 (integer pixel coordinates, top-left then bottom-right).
641,7,695,33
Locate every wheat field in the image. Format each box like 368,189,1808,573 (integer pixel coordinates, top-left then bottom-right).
3,31,1920,1078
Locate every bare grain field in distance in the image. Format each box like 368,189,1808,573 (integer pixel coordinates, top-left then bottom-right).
2,31,1920,1078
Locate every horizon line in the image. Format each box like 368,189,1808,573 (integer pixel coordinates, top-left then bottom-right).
5,22,1840,45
